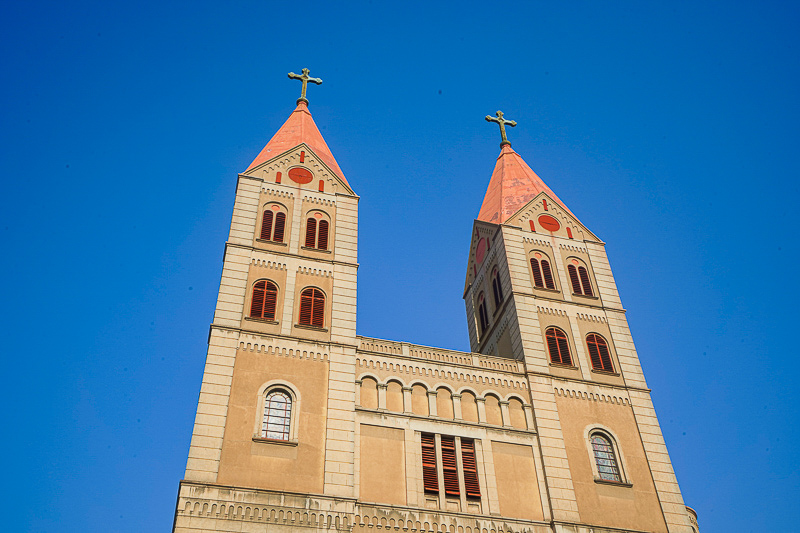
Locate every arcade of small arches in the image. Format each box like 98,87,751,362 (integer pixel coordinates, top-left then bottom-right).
356,376,531,431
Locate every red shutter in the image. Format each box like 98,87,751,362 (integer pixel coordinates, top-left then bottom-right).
586,334,603,370
546,328,571,365
598,339,613,371
250,281,266,318
305,218,317,248
311,289,325,327
578,266,593,297
461,439,481,499
530,258,544,288
317,220,329,250
541,260,555,289
421,433,439,493
568,264,582,294
273,212,286,243
557,332,572,366
260,211,273,240
440,436,460,496
545,328,561,364
299,289,313,325
264,281,278,320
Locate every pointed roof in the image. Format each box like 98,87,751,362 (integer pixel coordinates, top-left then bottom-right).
246,101,349,187
477,144,573,224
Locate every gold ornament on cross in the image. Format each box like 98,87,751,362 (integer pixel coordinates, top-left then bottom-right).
485,110,517,147
288,68,323,105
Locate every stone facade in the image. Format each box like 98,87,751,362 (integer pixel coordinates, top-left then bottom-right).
173,102,695,533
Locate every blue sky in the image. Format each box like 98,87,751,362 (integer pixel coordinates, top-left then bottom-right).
1,1,798,531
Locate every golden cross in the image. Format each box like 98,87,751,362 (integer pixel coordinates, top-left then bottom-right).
288,68,323,105
485,110,517,147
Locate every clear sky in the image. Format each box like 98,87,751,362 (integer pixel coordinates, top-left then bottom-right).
2,1,798,531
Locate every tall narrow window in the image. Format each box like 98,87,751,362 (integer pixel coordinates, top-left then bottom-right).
531,255,556,289
591,433,622,482
304,214,330,250
260,207,286,243
250,280,278,320
421,433,439,494
305,217,317,248
477,294,489,334
491,268,504,307
461,438,481,499
568,262,594,296
545,327,572,366
586,333,614,372
262,390,292,441
440,435,460,497
299,287,325,328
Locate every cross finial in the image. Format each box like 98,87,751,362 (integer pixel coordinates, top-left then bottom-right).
288,68,323,105
485,110,517,148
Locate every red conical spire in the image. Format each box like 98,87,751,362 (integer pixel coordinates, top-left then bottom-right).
246,101,349,187
477,144,572,224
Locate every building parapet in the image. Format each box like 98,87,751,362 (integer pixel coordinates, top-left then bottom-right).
357,336,524,374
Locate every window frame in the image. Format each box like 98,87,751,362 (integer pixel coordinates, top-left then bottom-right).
302,210,332,252
253,382,300,445
297,286,326,329
258,203,289,245
490,267,504,310
586,333,616,374
566,257,595,297
247,279,280,323
545,326,575,367
530,251,557,291
584,426,631,486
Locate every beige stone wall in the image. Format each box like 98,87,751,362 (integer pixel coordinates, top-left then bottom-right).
491,441,544,521
359,424,406,505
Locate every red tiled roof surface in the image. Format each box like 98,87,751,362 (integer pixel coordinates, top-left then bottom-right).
477,144,572,224
246,101,349,187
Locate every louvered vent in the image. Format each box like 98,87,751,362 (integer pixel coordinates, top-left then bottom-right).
421,433,439,494
299,288,325,328
317,220,329,250
541,260,555,289
260,211,273,240
530,258,544,288
546,327,572,366
578,266,593,296
587,333,613,372
305,218,317,248
461,439,481,499
440,436,460,497
567,264,582,294
273,212,286,243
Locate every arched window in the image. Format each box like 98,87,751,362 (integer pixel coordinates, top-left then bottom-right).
586,333,614,372
530,252,556,289
477,293,489,335
591,432,622,482
545,327,573,366
304,212,330,250
260,205,286,243
262,389,292,441
491,268,504,307
299,287,325,328
250,280,278,320
567,260,594,296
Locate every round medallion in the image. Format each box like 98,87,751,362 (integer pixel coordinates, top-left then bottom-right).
534,252,542,259
538,214,560,232
571,259,580,265
288,167,313,184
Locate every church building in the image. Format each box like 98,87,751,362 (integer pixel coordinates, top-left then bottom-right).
172,69,698,533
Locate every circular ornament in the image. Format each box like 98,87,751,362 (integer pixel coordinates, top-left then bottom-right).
534,252,543,259
288,167,313,184
538,214,560,232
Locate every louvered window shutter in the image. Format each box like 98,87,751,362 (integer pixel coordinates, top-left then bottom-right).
530,258,544,288
421,433,439,493
546,328,572,365
250,280,266,317
541,260,555,289
311,289,325,327
264,281,278,320
587,334,613,372
568,264,582,294
461,439,481,499
261,211,274,240
299,289,313,325
578,266,593,296
305,218,317,248
586,334,603,370
440,436,460,496
317,220,329,250
273,212,286,243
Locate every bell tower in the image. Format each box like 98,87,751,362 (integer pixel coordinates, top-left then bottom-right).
463,111,694,532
